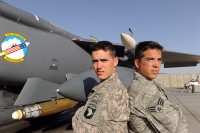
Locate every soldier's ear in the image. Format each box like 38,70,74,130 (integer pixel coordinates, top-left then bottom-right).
114,56,118,67
134,59,139,69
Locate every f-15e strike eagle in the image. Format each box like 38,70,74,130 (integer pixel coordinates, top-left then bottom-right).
0,0,200,125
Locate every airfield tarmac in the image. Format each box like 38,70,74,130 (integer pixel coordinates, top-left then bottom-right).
165,88,200,133
0,88,200,133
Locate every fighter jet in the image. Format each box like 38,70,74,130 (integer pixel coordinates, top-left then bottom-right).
0,0,200,126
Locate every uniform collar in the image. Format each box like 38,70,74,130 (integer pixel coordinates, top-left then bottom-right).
134,72,155,84
92,72,117,91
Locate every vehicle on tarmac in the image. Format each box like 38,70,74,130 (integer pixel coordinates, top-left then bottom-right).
184,78,200,89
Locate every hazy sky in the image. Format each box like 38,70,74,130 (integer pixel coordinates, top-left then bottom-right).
2,0,200,74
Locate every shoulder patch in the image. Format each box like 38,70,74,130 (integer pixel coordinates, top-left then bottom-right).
79,92,104,126
147,98,164,113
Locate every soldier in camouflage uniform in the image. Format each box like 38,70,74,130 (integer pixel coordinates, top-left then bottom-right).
72,41,130,133
128,41,188,133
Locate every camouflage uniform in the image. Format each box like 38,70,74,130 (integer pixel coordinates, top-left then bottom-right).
128,72,188,133
72,72,130,133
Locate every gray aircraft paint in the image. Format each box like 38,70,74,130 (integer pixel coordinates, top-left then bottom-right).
0,0,200,126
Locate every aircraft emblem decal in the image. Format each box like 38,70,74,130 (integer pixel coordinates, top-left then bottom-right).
1,32,30,63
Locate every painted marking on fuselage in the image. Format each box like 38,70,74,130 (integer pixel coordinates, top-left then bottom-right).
1,32,30,63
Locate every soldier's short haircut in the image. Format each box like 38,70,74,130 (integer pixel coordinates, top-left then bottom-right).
90,41,116,58
135,41,163,61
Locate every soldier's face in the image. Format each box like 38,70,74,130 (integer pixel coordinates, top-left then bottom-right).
92,50,118,81
134,49,162,80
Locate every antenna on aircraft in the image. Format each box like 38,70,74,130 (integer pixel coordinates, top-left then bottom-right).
90,35,97,41
129,28,133,37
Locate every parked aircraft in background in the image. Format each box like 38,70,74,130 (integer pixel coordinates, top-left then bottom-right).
0,0,200,125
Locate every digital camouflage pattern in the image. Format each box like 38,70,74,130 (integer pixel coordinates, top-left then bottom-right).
72,73,130,133
128,72,188,133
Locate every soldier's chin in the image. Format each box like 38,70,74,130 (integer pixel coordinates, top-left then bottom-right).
151,75,158,80
98,75,107,81
147,74,157,80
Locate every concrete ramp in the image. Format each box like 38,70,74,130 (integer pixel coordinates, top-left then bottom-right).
165,88,200,133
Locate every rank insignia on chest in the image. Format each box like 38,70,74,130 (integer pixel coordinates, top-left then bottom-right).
147,98,164,113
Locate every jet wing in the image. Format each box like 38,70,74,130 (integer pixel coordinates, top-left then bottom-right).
79,33,200,69
163,50,200,68
72,38,125,57
73,38,200,68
